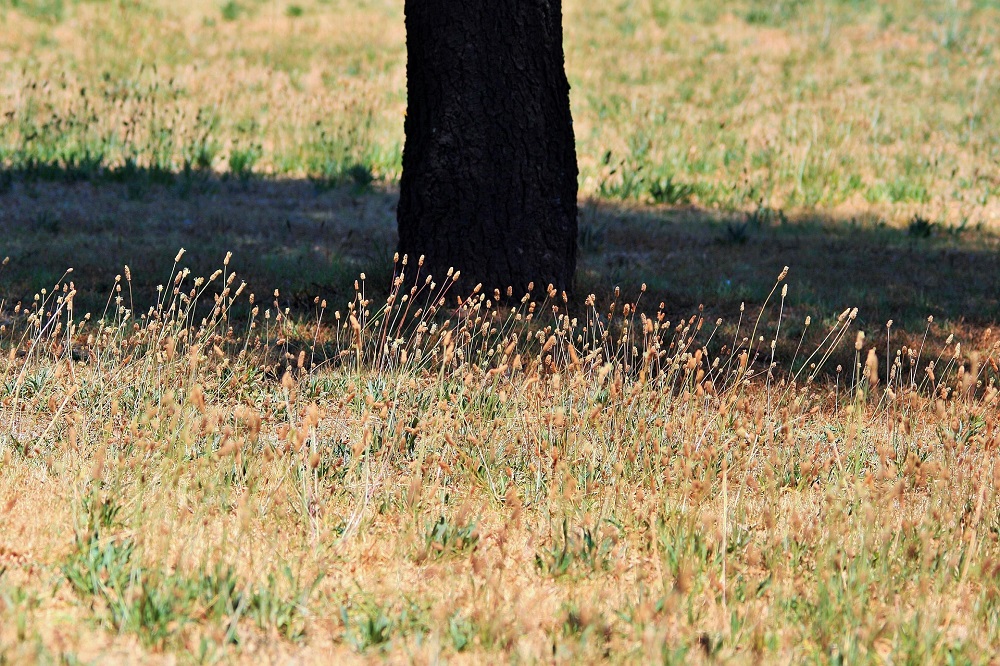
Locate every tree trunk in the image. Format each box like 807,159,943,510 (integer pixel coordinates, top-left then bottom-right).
397,0,578,297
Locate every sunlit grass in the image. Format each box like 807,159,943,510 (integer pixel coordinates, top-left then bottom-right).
1,0,999,225
2,1,1000,661
1,255,999,661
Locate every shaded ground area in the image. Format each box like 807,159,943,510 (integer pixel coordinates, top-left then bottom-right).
0,176,398,312
1,173,997,352
576,200,1000,331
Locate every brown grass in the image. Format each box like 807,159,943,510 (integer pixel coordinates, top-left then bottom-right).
3,0,1000,221
2,0,1000,662
1,261,999,662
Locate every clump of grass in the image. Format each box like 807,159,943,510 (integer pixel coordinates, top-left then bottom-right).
649,175,696,205
908,214,937,238
341,600,394,651
535,518,618,578
220,1,244,22
420,513,479,561
228,144,261,180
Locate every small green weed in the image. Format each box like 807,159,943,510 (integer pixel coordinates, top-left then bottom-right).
342,600,394,651
649,175,696,205
245,566,323,642
422,515,479,560
228,145,261,180
220,1,243,21
448,613,475,652
535,519,617,578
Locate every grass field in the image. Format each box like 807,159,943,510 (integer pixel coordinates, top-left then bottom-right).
4,0,1000,216
2,0,1000,663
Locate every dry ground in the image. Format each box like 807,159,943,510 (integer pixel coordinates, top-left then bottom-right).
2,0,1000,663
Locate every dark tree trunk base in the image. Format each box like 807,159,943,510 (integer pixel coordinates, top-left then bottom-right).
397,0,578,298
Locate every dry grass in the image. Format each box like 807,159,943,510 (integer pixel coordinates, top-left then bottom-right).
2,0,1000,222
3,0,1000,662
1,259,999,663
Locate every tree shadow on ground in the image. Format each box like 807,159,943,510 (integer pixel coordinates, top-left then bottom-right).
575,199,1000,334
0,168,997,363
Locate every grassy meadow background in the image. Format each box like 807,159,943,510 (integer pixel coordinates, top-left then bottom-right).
2,0,1000,663
0,0,998,326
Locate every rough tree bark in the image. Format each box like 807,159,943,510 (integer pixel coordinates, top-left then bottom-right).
397,0,578,297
